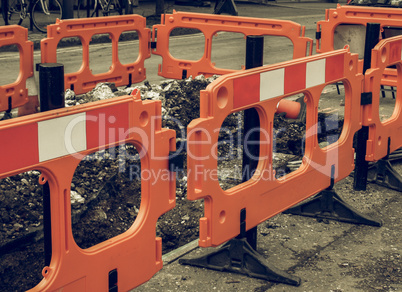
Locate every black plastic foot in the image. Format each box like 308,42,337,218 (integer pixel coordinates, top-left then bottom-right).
367,159,402,192
214,0,238,16
179,237,301,286
0,110,12,120
283,189,382,227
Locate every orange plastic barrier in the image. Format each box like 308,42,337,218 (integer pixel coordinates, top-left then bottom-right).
0,92,176,291
316,4,402,53
41,15,151,95
187,49,363,247
316,4,402,84
364,35,402,161
152,11,313,80
0,25,34,112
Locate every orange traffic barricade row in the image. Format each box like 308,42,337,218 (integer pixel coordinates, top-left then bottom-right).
152,11,313,80
316,4,402,85
0,25,33,112
0,92,176,291
41,15,151,95
187,49,363,247
363,35,402,161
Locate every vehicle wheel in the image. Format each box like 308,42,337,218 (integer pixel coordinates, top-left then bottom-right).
3,0,23,25
105,0,122,16
31,0,62,33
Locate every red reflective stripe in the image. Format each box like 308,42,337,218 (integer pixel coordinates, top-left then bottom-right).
0,124,39,173
388,40,402,64
233,75,260,109
234,54,346,108
284,63,306,94
325,54,344,83
86,103,130,149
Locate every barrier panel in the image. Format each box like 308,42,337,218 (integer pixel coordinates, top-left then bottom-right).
152,11,313,80
316,4,402,85
0,25,34,112
187,49,363,247
316,4,402,54
0,92,176,291
364,35,402,161
41,15,151,95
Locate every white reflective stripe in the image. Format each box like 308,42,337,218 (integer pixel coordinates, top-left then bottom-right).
38,112,87,162
260,68,285,101
306,59,325,88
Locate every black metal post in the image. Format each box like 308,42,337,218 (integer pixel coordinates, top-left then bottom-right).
62,0,74,19
156,0,164,15
354,23,380,191
38,63,65,266
241,36,263,250
39,63,65,111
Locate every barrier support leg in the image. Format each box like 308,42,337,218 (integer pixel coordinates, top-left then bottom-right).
284,165,382,227
179,208,301,286
179,238,300,285
0,109,12,120
367,159,402,191
367,143,402,192
283,189,382,226
0,97,12,120
213,0,238,16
